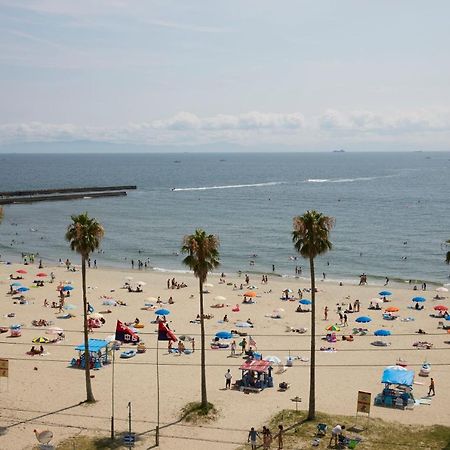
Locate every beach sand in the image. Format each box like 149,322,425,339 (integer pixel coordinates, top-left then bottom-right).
0,262,449,449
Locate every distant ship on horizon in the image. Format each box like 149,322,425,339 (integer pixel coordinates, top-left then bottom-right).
332,149,346,153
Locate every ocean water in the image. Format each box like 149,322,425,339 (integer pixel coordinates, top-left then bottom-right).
1,151,449,285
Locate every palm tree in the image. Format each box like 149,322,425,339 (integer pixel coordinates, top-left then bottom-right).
66,212,104,403
181,229,220,408
292,210,334,420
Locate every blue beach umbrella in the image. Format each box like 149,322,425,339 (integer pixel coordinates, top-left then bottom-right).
10,282,22,287
215,331,232,339
155,308,170,316
356,316,372,323
299,299,312,305
374,329,391,336
63,285,74,291
379,291,392,296
412,297,426,303
17,287,29,292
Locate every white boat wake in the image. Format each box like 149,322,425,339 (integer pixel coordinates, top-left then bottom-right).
172,182,284,191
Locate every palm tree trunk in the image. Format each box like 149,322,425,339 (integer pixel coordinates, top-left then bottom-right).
199,278,208,407
307,255,316,420
82,255,95,403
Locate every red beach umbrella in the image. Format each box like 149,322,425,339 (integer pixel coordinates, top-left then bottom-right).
36,273,48,277
434,305,448,311
16,269,27,274
385,306,399,312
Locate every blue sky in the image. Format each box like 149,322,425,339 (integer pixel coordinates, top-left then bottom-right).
1,0,450,151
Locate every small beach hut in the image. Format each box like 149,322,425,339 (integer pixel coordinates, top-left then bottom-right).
70,338,112,369
237,359,274,392
374,366,415,409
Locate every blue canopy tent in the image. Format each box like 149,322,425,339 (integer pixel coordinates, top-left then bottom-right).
71,338,112,369
375,366,415,409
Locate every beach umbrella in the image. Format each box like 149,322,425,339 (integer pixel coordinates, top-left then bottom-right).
10,282,22,287
63,285,74,291
412,297,426,303
299,299,312,305
32,336,50,344
264,355,281,364
283,288,293,293
326,324,340,332
46,327,64,335
63,304,77,310
235,321,252,328
89,313,104,320
36,272,48,277
155,308,170,316
244,291,257,297
385,306,399,312
356,316,372,323
436,287,448,293
214,295,227,302
17,287,29,292
434,305,448,311
379,291,392,296
16,269,27,274
247,285,258,290
374,329,391,336
215,331,233,339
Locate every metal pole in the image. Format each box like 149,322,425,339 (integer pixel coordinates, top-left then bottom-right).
156,336,160,446
128,401,132,436
111,347,115,440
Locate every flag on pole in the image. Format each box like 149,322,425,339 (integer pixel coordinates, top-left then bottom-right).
115,320,140,343
158,321,177,342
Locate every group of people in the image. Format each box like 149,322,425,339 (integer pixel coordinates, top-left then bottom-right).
248,424,284,449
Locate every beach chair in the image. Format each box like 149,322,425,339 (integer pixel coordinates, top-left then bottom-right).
316,423,327,436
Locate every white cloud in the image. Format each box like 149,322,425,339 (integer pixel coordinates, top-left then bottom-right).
1,110,449,148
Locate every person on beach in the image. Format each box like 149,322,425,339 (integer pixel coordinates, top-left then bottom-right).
191,338,195,352
384,277,389,286
225,369,232,389
248,427,259,450
343,313,348,327
263,427,273,449
329,424,345,447
240,338,247,354
324,306,328,321
230,340,236,356
277,424,284,449
428,378,435,396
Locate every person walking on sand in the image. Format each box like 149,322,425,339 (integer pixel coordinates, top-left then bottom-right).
343,313,348,327
248,427,259,450
428,378,435,396
225,369,232,389
230,340,236,356
324,306,328,321
384,277,389,286
191,337,195,352
240,337,247,354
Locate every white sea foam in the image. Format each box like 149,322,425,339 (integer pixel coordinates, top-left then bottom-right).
305,176,379,183
172,181,284,191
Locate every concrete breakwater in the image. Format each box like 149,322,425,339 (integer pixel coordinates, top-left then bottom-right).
0,185,136,204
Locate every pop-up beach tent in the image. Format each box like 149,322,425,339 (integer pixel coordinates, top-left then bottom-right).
70,338,112,369
375,366,415,409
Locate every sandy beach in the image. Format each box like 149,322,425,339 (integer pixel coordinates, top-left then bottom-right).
0,261,449,449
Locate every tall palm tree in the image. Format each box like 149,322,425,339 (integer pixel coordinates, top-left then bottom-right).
66,212,104,403
181,229,220,408
292,210,334,420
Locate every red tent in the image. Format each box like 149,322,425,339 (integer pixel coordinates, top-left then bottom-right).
239,359,271,373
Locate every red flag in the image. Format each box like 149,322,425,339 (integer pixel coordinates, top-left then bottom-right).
158,321,177,342
115,320,140,343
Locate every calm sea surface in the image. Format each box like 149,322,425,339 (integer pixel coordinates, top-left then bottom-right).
1,152,449,285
